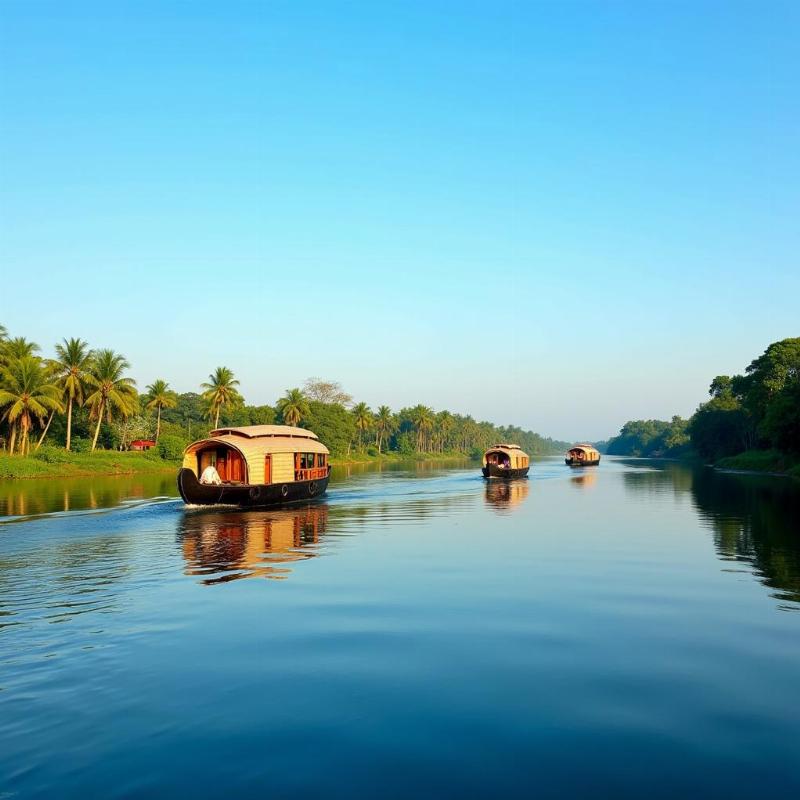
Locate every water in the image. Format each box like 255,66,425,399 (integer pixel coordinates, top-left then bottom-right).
1,458,799,798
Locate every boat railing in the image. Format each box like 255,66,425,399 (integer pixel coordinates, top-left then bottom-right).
295,466,329,482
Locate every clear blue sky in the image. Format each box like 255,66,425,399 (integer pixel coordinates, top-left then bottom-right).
1,1,797,441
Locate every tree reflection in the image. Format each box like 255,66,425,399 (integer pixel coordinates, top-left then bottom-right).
178,504,329,584
0,473,176,519
622,460,800,605
690,469,800,604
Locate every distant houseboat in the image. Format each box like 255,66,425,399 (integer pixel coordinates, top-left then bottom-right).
482,444,530,479
177,425,330,507
565,444,601,467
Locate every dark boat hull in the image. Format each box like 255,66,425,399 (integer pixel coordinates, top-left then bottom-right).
482,465,530,480
177,467,330,508
565,458,600,467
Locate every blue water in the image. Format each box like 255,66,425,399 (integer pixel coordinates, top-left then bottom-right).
1,458,799,798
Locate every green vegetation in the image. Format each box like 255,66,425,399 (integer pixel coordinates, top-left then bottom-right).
606,417,691,458
0,328,569,480
200,367,243,428
85,349,137,451
145,379,178,443
607,337,800,477
715,450,800,478
0,448,177,480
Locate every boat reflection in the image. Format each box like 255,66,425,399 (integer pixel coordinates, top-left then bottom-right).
178,504,328,584
484,479,530,513
570,470,598,489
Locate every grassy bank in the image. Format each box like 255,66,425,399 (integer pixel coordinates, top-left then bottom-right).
715,449,800,479
0,449,180,480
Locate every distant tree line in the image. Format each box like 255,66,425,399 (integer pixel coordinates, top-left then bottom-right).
0,327,569,460
607,337,800,461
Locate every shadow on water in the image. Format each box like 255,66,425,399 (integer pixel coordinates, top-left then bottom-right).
620,459,800,604
178,504,329,584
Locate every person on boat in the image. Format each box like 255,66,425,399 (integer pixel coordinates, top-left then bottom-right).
200,464,222,485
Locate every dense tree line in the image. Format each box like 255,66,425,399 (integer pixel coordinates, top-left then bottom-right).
606,417,691,458
607,337,800,462
0,328,568,460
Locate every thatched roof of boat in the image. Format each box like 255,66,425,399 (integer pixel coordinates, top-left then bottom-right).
484,443,529,457
210,425,319,440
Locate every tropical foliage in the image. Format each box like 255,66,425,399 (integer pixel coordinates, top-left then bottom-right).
85,350,138,451
145,379,178,443
607,337,800,466
1,328,570,460
200,367,242,429
0,356,63,455
606,417,690,458
52,337,93,451
276,388,310,427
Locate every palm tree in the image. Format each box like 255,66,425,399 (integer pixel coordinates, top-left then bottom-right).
277,388,310,427
1,336,39,367
51,337,93,451
411,405,435,452
352,402,373,450
436,410,454,453
200,367,242,429
0,356,63,455
375,405,393,453
85,349,137,452
145,379,178,442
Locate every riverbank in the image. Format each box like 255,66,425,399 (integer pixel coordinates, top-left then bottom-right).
0,450,180,480
714,449,800,479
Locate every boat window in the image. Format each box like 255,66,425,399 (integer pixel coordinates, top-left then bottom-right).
317,454,326,467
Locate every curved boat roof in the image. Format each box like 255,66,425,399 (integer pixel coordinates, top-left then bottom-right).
568,444,599,453
484,443,528,457
210,424,319,440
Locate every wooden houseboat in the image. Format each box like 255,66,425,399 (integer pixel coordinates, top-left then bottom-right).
565,444,601,467
177,425,331,507
481,444,530,479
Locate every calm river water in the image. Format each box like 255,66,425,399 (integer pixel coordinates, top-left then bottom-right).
1,458,799,798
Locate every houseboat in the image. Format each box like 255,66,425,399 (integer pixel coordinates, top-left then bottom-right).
177,424,331,507
481,444,530,479
565,444,601,467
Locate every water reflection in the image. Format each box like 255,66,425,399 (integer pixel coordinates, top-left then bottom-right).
484,479,530,512
620,460,800,606
569,470,598,489
690,469,800,606
0,472,177,519
178,504,329,584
